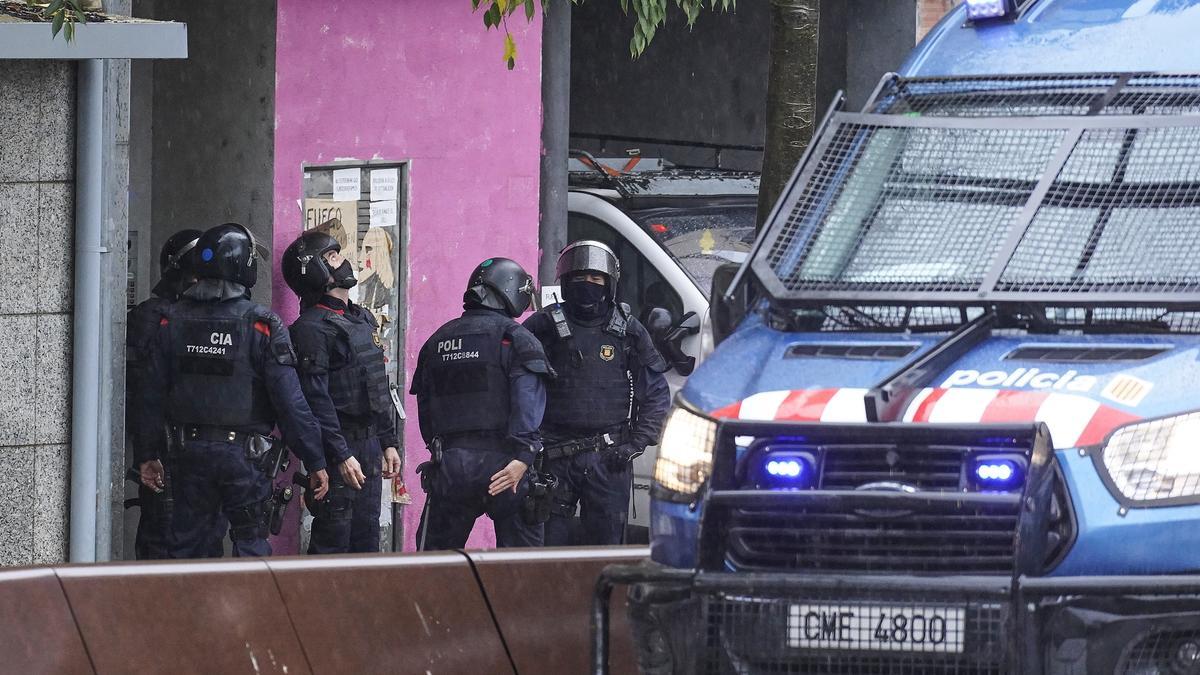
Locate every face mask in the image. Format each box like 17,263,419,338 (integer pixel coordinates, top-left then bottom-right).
563,279,607,315
331,259,358,289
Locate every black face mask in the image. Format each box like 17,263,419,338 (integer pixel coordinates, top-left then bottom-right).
563,279,608,317
331,259,358,290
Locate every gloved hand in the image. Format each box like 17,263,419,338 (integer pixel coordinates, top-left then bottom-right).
606,443,644,471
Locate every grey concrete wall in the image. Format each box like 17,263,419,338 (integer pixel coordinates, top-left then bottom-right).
136,0,277,301
569,0,918,170
0,61,76,565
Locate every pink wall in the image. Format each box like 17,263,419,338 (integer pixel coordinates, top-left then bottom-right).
273,0,543,551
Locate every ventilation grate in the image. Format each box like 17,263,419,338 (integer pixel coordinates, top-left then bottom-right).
786,343,920,360
1005,345,1170,362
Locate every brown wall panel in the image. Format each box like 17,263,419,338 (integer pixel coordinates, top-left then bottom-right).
268,552,511,675
0,568,93,674
466,546,648,675
57,560,309,675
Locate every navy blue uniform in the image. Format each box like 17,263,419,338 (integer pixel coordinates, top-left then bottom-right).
411,308,550,550
126,294,225,559
523,303,670,546
137,281,328,558
290,296,398,554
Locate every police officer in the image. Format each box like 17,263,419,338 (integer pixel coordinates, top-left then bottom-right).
136,223,331,558
282,230,401,554
127,229,221,559
411,258,551,550
523,241,671,546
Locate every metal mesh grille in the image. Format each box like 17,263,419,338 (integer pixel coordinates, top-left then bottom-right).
1001,126,1200,293
1101,412,1200,503
765,123,1063,293
870,74,1200,117
760,113,1200,305
697,587,1008,674
1119,629,1200,675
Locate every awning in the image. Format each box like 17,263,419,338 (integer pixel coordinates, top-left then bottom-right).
0,12,185,59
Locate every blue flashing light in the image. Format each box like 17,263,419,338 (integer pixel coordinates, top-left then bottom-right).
201,248,214,262
965,0,1010,21
975,462,1015,482
970,455,1026,491
766,459,804,478
757,451,816,490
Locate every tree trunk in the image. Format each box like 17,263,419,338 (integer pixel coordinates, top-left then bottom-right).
757,0,822,231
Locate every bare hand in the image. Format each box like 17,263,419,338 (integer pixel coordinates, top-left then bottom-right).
382,447,401,479
488,460,528,496
339,456,366,490
139,460,165,493
310,469,330,500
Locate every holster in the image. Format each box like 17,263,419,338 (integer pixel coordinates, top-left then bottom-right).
267,484,294,536
416,437,444,494
521,469,559,526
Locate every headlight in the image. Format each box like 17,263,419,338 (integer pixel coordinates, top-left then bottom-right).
1102,413,1200,504
653,406,718,498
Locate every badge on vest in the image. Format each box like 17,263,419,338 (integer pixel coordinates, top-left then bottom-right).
373,332,384,349
599,344,616,361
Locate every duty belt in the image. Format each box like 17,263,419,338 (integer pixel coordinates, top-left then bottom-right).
442,430,507,448
171,424,256,446
543,429,629,461
340,424,377,441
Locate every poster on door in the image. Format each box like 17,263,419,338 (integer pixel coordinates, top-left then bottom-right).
303,198,359,274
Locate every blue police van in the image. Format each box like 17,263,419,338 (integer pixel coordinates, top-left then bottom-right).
593,1,1200,673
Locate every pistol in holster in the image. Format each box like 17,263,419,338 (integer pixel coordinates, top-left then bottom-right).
247,434,291,480
415,437,443,494
521,469,559,526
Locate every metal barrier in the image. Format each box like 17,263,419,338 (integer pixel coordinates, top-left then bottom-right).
0,547,650,674
0,567,92,674
468,546,646,675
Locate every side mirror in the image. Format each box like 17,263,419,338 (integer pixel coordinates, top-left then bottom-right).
710,263,748,346
645,307,699,376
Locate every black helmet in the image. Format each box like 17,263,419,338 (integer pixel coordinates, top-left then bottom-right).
281,230,346,305
463,257,536,317
556,240,620,299
193,223,259,288
159,229,202,276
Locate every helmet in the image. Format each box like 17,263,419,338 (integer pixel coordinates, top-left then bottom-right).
193,223,259,288
556,240,620,298
159,229,202,276
281,230,343,304
463,258,536,317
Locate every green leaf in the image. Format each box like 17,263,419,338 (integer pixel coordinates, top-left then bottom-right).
64,20,74,41
524,0,534,20
51,11,64,37
507,56,515,70
472,0,482,10
74,7,86,24
46,0,63,15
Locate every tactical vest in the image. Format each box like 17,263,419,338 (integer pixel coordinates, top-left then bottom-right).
165,298,274,429
542,306,633,431
322,309,391,421
421,310,511,437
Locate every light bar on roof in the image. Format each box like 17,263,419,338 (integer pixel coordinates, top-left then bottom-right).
965,0,1016,20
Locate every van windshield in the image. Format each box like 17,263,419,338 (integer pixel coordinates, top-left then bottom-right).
630,204,757,297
